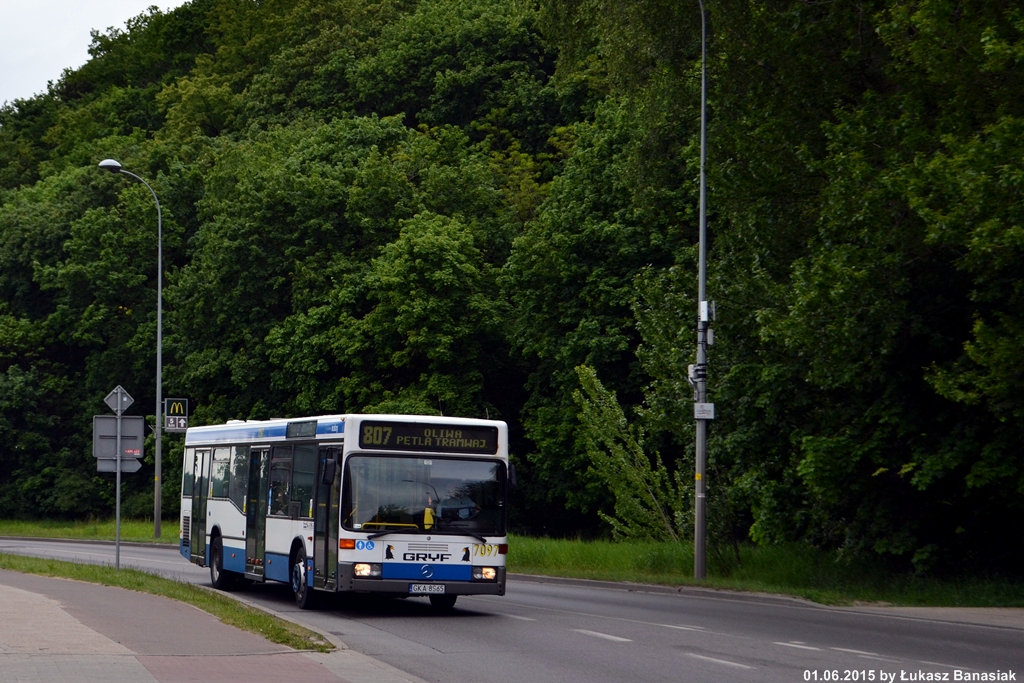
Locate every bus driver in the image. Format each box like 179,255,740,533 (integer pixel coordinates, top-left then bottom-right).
437,484,480,521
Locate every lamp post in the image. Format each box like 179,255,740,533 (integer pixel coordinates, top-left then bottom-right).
98,158,164,539
692,0,710,581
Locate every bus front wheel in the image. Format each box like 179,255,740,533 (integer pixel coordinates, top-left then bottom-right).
292,546,316,609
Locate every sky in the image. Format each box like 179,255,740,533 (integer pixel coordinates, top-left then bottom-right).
0,0,188,106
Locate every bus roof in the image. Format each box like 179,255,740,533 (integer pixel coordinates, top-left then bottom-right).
184,413,507,448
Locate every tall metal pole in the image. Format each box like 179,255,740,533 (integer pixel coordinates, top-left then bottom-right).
115,385,123,570
98,160,163,538
693,0,709,581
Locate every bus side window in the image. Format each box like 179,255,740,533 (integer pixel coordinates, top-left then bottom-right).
210,448,230,498
182,447,195,496
292,445,316,519
270,446,292,516
228,446,249,511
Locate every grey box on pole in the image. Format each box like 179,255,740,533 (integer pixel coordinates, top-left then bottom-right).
694,402,715,420
93,415,146,459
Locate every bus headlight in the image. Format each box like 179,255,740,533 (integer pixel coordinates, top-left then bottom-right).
473,566,497,581
354,563,382,578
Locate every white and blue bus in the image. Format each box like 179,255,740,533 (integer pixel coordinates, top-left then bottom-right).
179,414,510,610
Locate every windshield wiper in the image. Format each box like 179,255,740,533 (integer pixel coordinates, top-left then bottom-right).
431,519,489,543
367,525,490,544
438,530,489,543
367,528,426,541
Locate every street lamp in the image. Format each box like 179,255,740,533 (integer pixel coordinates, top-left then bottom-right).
692,0,711,581
98,158,164,539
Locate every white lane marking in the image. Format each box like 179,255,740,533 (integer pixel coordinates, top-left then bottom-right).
774,642,822,651
859,655,901,663
472,596,711,635
831,647,877,656
657,624,705,631
686,653,753,669
920,661,972,671
572,629,632,643
503,614,536,621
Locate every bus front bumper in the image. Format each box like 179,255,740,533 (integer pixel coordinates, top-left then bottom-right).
338,563,506,596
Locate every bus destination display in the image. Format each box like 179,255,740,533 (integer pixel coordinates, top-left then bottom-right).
359,421,498,455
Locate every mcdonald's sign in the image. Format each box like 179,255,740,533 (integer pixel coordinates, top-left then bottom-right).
164,398,189,432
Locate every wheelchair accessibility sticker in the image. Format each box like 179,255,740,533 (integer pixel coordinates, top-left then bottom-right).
355,540,375,551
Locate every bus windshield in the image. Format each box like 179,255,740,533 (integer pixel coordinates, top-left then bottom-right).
341,455,506,537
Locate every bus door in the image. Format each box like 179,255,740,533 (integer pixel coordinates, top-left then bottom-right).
189,448,211,566
313,447,341,590
245,447,270,579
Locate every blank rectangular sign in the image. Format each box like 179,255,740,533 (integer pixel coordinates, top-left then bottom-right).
93,415,146,459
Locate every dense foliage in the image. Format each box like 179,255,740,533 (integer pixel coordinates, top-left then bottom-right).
0,0,1020,574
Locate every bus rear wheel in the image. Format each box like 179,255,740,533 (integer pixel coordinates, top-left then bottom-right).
292,546,317,610
429,594,457,611
210,537,235,591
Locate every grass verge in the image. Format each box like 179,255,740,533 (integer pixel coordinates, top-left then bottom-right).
507,535,1024,607
0,519,178,544
0,552,331,652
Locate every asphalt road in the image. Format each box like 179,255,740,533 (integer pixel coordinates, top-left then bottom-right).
2,538,1022,683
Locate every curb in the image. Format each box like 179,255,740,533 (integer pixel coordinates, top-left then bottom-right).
196,582,349,651
0,535,178,549
508,571,820,606
509,573,1024,632
0,538,350,651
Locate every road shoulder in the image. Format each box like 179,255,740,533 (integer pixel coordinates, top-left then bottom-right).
509,572,1024,630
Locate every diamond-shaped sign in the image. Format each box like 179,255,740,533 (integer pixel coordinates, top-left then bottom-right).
104,386,134,415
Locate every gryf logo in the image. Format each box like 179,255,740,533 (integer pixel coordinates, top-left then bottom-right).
404,552,452,562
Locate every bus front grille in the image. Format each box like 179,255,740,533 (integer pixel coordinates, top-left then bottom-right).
407,543,449,552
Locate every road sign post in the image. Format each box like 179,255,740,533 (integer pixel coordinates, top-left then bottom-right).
101,385,134,570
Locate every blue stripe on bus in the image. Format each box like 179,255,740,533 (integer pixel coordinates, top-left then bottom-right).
382,563,473,581
224,545,245,573
184,418,345,444
181,539,245,574
265,552,291,583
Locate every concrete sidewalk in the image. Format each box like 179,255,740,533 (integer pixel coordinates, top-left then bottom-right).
0,570,425,683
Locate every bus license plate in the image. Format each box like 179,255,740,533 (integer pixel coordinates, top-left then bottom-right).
409,584,445,594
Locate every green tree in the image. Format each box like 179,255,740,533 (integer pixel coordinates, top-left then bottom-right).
502,99,690,529
573,364,686,541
